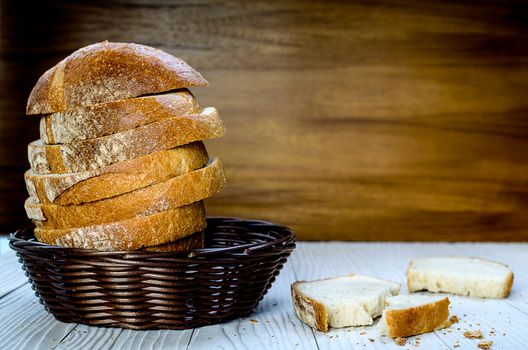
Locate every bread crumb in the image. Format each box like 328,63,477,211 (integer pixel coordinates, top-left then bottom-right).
369,338,375,343
394,337,406,346
464,330,483,339
478,340,493,349
360,331,366,335
453,345,460,348
249,319,259,324
450,315,459,324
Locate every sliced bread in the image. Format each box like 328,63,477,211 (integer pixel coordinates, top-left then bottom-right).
378,295,451,338
28,107,224,174
141,231,205,252
35,201,206,251
407,256,514,298
25,142,208,205
291,275,400,332
27,41,208,115
40,90,200,143
26,158,225,229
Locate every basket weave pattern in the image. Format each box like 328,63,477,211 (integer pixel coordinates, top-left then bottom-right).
9,217,296,330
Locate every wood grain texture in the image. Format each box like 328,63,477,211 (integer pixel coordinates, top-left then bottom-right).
1,0,528,240
1,242,528,349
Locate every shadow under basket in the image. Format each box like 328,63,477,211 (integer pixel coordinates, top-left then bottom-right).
9,217,296,330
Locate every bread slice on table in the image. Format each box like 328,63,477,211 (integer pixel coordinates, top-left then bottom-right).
26,158,225,229
141,231,205,252
407,256,514,298
378,295,451,338
29,107,224,174
291,275,400,332
35,201,206,251
40,90,200,143
26,41,208,115
25,142,208,205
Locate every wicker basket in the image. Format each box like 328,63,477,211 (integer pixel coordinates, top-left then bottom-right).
9,217,296,330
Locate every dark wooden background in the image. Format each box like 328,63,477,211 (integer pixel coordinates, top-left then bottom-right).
1,0,528,240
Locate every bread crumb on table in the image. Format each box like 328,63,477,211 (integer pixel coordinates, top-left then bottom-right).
449,315,459,324
464,329,483,339
249,319,259,324
478,340,493,349
394,337,406,346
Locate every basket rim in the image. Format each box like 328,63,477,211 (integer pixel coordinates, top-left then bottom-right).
9,216,296,259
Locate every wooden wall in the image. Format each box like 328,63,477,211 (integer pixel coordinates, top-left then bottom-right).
1,0,528,240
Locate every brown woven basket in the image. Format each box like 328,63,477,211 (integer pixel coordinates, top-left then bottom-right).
9,217,296,330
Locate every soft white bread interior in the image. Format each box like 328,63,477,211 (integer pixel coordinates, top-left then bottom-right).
407,256,514,299
378,294,451,338
291,275,400,332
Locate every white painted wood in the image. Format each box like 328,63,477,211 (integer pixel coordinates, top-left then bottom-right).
54,325,123,350
0,250,28,297
0,242,527,350
0,283,76,350
109,328,193,350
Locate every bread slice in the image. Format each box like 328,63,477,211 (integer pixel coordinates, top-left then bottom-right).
26,158,225,229
25,142,208,205
378,295,451,338
28,107,224,174
27,41,208,115
141,231,204,252
407,256,514,298
35,201,206,251
40,90,200,143
291,275,400,332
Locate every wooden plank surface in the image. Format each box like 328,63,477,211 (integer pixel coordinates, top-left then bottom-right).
1,241,527,349
1,1,528,240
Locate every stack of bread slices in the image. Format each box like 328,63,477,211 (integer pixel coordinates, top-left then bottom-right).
23,41,226,251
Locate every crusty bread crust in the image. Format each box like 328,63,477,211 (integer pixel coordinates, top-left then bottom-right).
40,90,200,143
385,297,451,338
141,230,204,252
28,107,224,174
27,158,225,229
291,282,329,332
35,201,206,251
503,271,514,298
25,142,208,205
27,41,208,115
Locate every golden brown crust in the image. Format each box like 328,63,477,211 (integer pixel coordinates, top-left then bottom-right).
35,201,206,251
27,158,225,229
291,282,329,332
385,297,451,338
27,41,208,115
28,107,224,174
503,271,514,298
25,142,208,205
141,231,205,252
40,90,200,143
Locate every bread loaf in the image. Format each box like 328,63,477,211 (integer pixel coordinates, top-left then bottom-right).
141,231,205,252
35,201,206,251
27,41,207,115
26,158,225,229
40,90,200,143
25,142,208,205
29,107,224,174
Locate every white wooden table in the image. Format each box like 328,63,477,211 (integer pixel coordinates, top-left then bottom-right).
1,239,527,350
